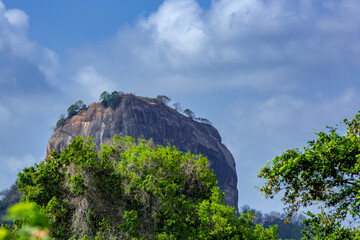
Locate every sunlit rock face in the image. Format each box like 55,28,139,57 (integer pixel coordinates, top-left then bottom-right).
47,94,238,210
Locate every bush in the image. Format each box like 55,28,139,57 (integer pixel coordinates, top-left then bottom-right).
55,115,65,129
183,108,195,119
67,100,86,117
0,202,49,240
156,95,170,105
99,91,122,109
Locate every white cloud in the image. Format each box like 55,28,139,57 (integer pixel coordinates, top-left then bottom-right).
75,66,115,98
0,0,59,91
0,5,35,59
142,0,207,57
4,8,28,29
66,0,360,97
208,0,293,39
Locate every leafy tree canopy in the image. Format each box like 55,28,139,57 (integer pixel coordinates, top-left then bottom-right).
183,109,195,119
67,100,86,117
156,95,171,105
172,102,182,112
99,91,122,109
195,117,213,126
17,136,277,239
0,202,49,240
55,114,65,129
258,112,360,239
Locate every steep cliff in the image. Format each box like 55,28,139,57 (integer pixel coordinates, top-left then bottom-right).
47,94,238,209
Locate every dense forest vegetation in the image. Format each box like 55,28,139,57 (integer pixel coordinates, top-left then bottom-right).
0,198,307,239
0,189,306,239
1,136,277,239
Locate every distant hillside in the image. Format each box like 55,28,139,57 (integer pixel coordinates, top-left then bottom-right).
0,182,21,224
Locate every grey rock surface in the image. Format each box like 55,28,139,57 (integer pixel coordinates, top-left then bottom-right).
47,94,238,210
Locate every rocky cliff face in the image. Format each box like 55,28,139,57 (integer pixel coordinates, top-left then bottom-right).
47,94,238,209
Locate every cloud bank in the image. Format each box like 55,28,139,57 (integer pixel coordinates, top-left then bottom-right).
69,0,360,98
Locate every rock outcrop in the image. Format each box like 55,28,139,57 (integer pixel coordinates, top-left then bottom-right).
47,94,238,209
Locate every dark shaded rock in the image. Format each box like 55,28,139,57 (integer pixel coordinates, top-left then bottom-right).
47,94,238,209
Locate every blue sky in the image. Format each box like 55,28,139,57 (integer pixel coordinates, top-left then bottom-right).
1,0,360,213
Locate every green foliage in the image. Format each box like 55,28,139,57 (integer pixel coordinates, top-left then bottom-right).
68,173,87,196
55,114,65,129
195,117,213,125
0,228,11,240
18,136,277,239
99,91,122,109
258,111,360,238
0,202,49,240
183,108,195,119
301,210,360,240
67,100,86,117
156,95,171,105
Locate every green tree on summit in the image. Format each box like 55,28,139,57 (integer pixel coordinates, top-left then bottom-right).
156,95,171,105
67,100,86,117
99,91,122,109
183,108,195,119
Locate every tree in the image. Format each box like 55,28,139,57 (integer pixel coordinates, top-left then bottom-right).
258,112,360,239
67,100,86,117
301,210,360,239
183,108,195,119
99,91,110,107
156,95,171,105
55,115,65,129
18,136,277,239
99,91,122,109
195,117,213,126
172,102,182,112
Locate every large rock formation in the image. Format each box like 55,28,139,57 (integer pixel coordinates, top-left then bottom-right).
47,94,238,209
